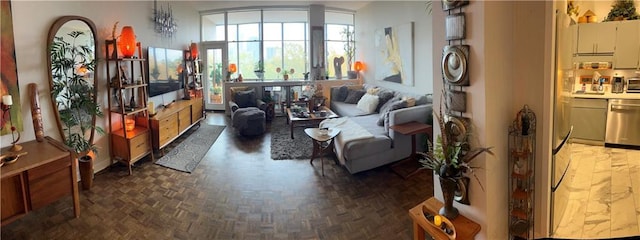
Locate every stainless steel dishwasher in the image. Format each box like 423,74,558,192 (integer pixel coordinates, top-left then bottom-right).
605,99,640,146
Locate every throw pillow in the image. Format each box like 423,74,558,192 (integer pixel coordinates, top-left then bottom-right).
402,97,416,107
376,96,401,126
356,93,380,114
234,88,256,108
380,99,408,127
344,89,366,104
230,86,248,101
335,86,349,102
375,90,395,113
366,87,380,95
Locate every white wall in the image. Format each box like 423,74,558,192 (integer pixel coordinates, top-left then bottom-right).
431,1,552,239
356,1,433,95
2,1,200,172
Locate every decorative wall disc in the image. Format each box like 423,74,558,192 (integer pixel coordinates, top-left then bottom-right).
442,45,469,86
444,115,469,143
442,0,469,11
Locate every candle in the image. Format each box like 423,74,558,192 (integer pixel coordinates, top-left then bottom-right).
434,215,442,227
2,95,13,106
148,101,155,115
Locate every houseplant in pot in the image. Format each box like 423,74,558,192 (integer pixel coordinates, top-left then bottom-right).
50,30,104,190
341,27,357,79
417,97,493,219
254,60,265,80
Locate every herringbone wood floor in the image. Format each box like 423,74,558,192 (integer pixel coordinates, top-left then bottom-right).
1,112,434,240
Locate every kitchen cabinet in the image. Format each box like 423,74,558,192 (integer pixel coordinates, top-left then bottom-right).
576,22,617,55
614,20,640,69
570,98,607,144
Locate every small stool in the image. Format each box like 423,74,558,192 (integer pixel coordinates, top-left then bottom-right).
304,128,340,176
232,107,266,136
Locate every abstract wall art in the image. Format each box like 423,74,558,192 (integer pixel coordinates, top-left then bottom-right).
374,22,414,86
1,0,23,136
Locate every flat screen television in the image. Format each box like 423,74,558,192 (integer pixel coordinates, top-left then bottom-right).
147,46,184,97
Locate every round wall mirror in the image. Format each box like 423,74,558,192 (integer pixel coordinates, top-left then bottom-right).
46,16,101,154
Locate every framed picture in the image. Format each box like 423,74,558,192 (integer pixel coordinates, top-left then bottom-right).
311,26,324,69
579,75,592,84
446,13,465,40
442,0,469,11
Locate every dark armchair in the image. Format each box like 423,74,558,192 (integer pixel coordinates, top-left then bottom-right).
229,86,267,136
228,87,267,113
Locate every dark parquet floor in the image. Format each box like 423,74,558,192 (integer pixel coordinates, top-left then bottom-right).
1,112,434,240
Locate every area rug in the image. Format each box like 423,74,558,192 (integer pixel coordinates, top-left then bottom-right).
270,117,314,160
155,123,225,173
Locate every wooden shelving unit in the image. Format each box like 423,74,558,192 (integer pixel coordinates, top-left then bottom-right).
105,39,154,175
508,105,536,240
183,49,205,114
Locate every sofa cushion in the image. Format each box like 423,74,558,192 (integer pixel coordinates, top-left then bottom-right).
335,85,349,102
375,90,395,113
234,88,256,108
344,89,366,104
356,93,379,114
332,101,370,117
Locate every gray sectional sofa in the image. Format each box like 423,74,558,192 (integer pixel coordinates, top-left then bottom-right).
322,84,433,174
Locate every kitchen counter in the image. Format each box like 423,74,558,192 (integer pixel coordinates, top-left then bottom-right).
572,91,640,99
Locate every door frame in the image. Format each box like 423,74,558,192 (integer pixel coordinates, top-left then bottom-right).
201,41,228,111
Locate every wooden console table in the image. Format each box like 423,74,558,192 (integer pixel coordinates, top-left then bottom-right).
409,197,480,240
1,137,79,226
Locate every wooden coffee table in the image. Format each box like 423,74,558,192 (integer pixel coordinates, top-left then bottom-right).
286,106,338,139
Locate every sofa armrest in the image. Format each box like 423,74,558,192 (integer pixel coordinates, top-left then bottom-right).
256,99,267,111
229,100,239,112
388,104,432,127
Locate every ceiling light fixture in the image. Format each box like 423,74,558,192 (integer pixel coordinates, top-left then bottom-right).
153,0,177,38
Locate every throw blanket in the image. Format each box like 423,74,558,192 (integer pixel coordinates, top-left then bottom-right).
320,117,374,163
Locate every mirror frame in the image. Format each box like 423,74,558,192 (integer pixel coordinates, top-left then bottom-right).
46,16,99,145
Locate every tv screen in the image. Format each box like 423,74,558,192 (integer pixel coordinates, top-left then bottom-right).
147,46,184,97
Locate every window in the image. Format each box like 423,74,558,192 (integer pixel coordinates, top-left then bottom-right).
325,12,355,79
201,9,354,81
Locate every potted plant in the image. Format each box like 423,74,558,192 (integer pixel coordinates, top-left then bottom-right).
276,67,295,80
417,96,493,219
254,60,265,79
341,27,357,79
50,30,104,190
604,0,639,21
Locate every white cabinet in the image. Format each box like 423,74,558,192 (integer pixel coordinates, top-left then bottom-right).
577,22,617,55
570,98,607,143
614,20,640,69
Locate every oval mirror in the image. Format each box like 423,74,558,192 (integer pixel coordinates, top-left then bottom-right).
46,16,101,155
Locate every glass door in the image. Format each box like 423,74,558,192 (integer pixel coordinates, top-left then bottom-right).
201,42,227,110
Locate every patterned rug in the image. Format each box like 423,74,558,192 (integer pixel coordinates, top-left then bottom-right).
155,123,225,173
270,117,314,160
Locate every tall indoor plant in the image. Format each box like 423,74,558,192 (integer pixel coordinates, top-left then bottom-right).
50,30,104,190
418,96,493,219
341,27,357,79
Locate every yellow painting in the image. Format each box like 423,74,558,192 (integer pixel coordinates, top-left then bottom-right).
374,22,414,86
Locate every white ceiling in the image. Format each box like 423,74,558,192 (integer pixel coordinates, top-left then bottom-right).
181,1,372,13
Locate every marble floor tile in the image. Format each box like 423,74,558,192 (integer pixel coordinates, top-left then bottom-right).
554,143,640,239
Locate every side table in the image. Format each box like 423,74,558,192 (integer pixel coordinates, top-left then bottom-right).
304,128,340,176
409,197,481,240
390,121,433,179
